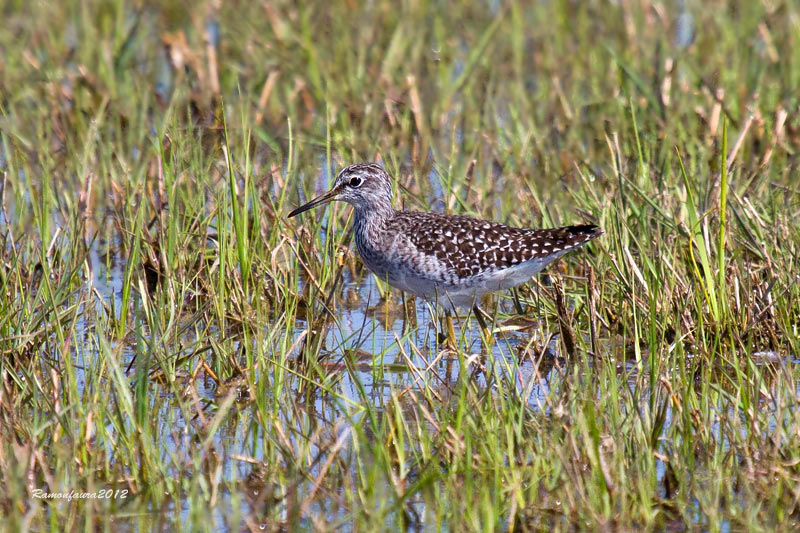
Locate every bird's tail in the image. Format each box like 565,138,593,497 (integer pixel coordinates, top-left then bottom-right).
529,224,602,256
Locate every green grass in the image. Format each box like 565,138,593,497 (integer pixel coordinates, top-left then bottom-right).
1,0,800,530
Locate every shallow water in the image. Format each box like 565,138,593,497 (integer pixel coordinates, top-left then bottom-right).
70,227,582,528
41,220,799,529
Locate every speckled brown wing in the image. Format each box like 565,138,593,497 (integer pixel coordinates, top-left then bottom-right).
387,211,601,280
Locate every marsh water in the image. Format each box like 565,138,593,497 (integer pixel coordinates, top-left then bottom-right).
67,223,797,530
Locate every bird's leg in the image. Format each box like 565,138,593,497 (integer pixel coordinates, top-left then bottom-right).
511,287,525,316
443,310,457,346
473,305,493,347
436,309,458,347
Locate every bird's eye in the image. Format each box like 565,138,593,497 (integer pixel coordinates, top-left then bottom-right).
349,176,362,187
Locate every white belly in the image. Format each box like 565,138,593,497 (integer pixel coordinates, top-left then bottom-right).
377,254,563,310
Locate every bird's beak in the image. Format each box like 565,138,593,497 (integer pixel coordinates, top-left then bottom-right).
288,187,339,218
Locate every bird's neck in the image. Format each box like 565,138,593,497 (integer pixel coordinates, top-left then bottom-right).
353,203,394,231
352,201,395,255
352,193,395,226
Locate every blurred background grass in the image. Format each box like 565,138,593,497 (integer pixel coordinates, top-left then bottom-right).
1,0,799,530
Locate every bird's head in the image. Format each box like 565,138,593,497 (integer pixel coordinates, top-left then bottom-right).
288,163,393,217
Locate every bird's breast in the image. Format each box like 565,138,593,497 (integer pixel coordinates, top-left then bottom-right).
353,219,393,278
